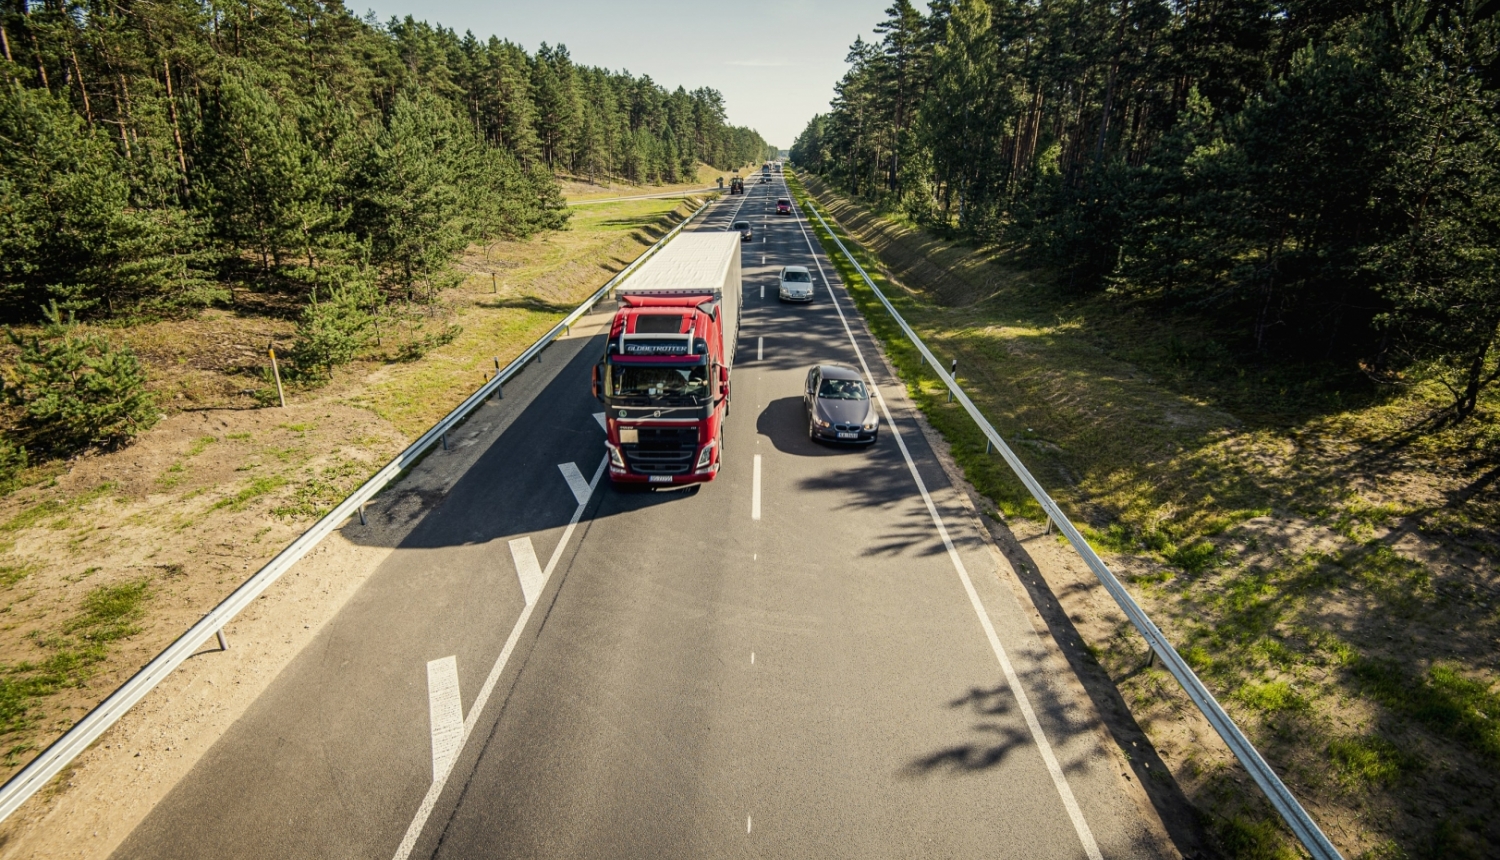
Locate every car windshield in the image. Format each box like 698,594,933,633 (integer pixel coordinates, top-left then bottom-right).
783,270,811,283
818,378,867,400
610,364,709,401
778,199,790,205
734,222,749,230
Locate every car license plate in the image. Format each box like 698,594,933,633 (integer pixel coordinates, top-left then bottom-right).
837,431,858,439
649,475,673,483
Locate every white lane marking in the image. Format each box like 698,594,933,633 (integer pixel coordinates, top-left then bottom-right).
508,537,545,605
751,652,755,664
757,337,763,361
393,454,608,860
593,412,606,432
752,455,762,521
426,657,463,781
791,202,1105,860
760,283,765,299
761,255,766,265
559,461,592,507
747,815,752,834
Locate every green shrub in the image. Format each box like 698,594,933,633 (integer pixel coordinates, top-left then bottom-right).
2,302,158,453
0,437,26,492
289,273,381,379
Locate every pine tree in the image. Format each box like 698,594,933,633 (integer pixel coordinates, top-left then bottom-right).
1,302,158,452
289,271,381,378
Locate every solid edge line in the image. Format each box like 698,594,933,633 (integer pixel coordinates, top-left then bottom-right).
790,196,1105,860
391,453,608,860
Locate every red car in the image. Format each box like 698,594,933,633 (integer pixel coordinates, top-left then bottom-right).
777,198,792,215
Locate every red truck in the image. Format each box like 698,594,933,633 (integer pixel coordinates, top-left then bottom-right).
593,233,741,486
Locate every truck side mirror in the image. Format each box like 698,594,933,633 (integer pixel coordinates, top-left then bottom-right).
592,365,603,401
719,366,729,384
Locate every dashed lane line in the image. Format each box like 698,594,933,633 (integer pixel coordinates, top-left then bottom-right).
392,454,608,860
508,536,544,606
425,657,463,781
752,454,762,521
559,461,592,507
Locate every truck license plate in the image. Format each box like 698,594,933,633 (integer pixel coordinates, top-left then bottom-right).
837,431,858,439
649,475,673,483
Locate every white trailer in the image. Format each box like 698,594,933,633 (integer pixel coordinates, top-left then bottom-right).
616,232,742,366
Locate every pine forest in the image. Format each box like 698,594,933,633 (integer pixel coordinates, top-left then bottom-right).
793,0,1500,422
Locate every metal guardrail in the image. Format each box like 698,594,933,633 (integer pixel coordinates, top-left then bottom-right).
796,187,1342,860
0,196,714,825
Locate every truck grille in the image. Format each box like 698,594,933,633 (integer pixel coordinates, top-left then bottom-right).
622,427,699,475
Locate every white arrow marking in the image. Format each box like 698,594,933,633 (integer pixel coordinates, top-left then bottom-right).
426,657,463,781
559,461,592,507
508,537,544,605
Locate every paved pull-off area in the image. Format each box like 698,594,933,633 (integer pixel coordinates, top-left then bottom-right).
111,176,1174,859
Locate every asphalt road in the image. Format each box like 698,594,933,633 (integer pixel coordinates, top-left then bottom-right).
113,173,1171,860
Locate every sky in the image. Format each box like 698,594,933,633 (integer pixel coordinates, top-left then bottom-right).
353,0,891,149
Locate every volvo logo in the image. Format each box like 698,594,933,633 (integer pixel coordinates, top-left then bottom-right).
653,410,662,417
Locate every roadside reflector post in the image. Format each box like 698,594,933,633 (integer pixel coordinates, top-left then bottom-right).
492,273,497,294
268,343,286,408
215,629,228,651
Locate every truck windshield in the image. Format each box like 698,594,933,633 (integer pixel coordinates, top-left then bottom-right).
610,364,710,401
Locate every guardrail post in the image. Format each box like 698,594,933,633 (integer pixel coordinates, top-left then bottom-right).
948,360,957,402
215,629,228,651
985,438,992,454
442,433,448,451
358,504,367,526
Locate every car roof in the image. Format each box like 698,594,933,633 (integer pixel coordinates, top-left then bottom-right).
817,365,862,380
781,265,809,274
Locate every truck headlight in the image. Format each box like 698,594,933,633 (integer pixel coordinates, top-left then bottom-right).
695,441,716,469
606,442,625,469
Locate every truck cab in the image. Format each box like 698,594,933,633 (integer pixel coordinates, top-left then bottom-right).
597,300,728,483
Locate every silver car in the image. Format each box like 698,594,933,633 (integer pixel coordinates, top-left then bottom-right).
779,266,814,302
804,365,878,443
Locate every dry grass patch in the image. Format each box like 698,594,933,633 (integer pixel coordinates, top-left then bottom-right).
0,193,696,784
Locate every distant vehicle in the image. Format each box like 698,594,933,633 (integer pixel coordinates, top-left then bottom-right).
803,365,878,444
776,198,792,215
760,174,771,183
762,163,771,176
778,265,813,302
734,221,753,241
729,177,744,194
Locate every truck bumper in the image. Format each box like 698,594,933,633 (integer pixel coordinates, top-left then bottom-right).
608,463,720,486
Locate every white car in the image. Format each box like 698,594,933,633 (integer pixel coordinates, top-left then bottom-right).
778,266,814,302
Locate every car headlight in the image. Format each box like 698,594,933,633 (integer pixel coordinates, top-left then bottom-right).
863,420,877,430
813,417,830,428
